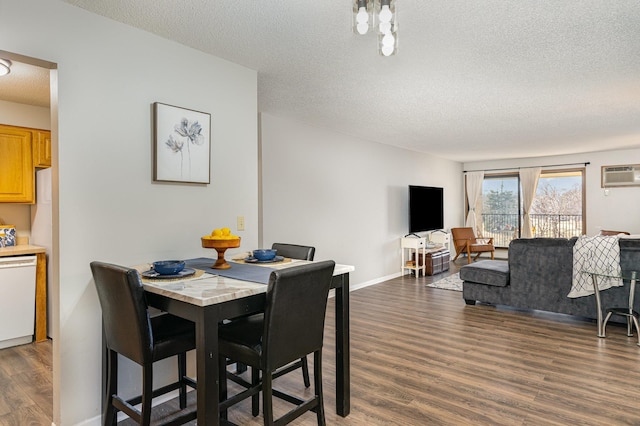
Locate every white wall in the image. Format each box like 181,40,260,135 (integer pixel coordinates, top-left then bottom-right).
260,114,464,287
0,100,51,240
464,148,640,235
1,1,258,424
0,99,50,129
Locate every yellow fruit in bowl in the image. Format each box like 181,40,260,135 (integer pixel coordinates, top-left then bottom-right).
204,227,240,240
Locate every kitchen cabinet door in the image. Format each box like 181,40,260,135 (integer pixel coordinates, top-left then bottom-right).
0,125,34,203
32,130,51,168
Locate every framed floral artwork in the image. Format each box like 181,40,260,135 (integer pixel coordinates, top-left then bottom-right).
153,102,211,183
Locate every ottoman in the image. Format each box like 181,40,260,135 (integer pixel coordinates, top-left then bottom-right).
459,260,510,305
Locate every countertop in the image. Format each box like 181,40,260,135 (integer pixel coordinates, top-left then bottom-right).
0,244,46,257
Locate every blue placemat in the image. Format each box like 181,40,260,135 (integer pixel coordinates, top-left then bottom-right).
185,257,274,284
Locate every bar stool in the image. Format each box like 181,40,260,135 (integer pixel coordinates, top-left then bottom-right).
218,260,335,425
90,261,197,425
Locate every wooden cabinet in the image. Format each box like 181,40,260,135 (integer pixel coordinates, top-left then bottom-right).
0,125,35,203
32,130,51,168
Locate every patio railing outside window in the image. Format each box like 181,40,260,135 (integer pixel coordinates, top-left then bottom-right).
482,213,583,248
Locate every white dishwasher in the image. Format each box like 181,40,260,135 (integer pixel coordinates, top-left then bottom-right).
0,255,37,349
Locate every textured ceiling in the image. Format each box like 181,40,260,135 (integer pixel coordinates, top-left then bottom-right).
11,1,640,161
0,60,50,108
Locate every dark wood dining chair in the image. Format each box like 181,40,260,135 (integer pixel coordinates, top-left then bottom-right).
451,227,495,264
271,243,316,263
226,243,318,383
270,243,316,386
218,260,335,425
90,261,197,426
226,242,318,410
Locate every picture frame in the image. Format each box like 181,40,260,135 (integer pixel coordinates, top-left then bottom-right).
153,102,211,184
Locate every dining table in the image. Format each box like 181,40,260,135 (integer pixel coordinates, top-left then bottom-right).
139,256,354,426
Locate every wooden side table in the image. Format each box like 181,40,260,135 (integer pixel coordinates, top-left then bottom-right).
401,237,426,277
401,237,446,278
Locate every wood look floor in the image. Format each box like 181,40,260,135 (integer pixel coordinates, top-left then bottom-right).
4,262,640,425
0,338,52,426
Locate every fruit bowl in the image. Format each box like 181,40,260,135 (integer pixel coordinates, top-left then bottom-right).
201,236,241,269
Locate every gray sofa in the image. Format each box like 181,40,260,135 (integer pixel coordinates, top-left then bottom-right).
460,237,640,322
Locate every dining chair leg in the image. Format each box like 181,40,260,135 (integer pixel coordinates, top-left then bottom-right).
314,351,326,426
104,349,118,426
262,371,274,426
251,367,260,417
301,356,311,388
178,352,187,409
141,364,153,426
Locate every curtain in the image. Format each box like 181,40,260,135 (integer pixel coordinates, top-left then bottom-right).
465,171,484,235
519,167,541,238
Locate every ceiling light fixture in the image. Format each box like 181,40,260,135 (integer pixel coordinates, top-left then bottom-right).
0,59,11,77
353,0,398,57
353,0,373,35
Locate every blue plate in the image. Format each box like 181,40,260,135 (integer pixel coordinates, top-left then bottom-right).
244,255,285,264
141,267,196,279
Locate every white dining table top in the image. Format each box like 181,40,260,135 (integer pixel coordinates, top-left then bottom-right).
137,259,354,307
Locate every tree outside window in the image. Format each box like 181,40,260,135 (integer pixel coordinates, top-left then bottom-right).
479,169,584,248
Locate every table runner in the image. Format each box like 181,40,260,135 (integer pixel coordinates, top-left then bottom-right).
185,257,274,284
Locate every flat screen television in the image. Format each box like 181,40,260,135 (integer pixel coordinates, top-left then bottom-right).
408,185,444,234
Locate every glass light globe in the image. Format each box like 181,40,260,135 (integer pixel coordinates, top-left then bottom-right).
379,5,393,23
0,59,11,76
381,44,395,56
379,21,391,34
357,22,369,34
356,7,369,23
382,33,395,47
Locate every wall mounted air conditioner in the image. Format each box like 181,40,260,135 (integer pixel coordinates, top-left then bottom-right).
601,164,640,187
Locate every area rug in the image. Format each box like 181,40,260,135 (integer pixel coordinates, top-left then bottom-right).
426,272,463,292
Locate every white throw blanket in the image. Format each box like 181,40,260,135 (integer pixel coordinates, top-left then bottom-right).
568,235,622,298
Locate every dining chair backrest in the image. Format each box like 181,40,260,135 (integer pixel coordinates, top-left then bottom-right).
90,261,153,365
271,243,315,261
262,260,334,371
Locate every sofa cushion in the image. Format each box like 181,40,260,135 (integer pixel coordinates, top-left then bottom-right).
459,260,509,287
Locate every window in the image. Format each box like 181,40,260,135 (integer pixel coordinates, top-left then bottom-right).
481,174,520,247
476,168,585,248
